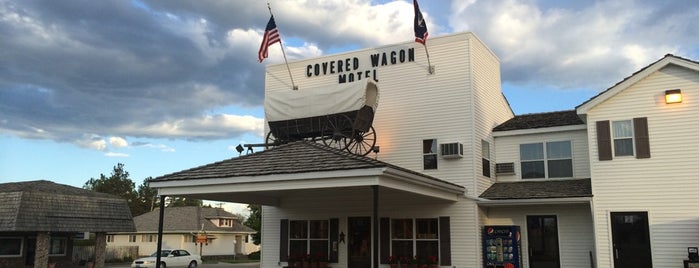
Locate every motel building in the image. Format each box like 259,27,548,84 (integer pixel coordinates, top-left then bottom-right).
149,32,699,268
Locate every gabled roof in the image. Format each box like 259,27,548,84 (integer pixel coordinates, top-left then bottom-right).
493,110,584,132
152,141,463,190
479,178,592,200
0,180,135,232
577,54,699,113
132,206,255,234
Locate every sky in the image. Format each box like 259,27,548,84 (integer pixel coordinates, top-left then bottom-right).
1,0,698,215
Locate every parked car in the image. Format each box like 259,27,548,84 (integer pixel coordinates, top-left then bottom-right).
131,249,201,268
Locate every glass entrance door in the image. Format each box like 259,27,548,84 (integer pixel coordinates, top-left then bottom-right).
527,215,560,268
348,217,371,268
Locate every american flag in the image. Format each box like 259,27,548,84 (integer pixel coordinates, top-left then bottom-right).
413,0,428,45
258,15,280,63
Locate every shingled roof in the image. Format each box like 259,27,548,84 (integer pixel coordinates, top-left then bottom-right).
493,110,584,132
133,206,255,233
0,180,135,232
152,141,463,190
479,178,592,200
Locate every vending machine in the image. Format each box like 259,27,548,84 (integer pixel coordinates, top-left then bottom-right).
483,225,522,268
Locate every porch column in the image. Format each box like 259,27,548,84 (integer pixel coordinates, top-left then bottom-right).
372,185,379,268
156,195,166,268
33,232,50,268
94,232,107,268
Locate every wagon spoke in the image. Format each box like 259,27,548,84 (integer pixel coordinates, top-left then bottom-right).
321,114,352,150
346,126,376,156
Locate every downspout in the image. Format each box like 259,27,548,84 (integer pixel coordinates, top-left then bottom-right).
373,185,379,268
156,195,166,268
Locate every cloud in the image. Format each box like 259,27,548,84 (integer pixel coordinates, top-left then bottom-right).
449,0,699,90
109,137,129,148
105,152,129,158
131,142,176,153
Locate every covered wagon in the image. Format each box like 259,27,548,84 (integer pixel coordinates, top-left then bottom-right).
264,80,379,156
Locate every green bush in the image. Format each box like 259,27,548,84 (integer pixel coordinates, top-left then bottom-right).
248,251,261,260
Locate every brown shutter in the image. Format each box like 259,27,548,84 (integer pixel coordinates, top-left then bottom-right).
596,120,612,161
634,117,651,159
280,219,289,262
329,218,339,263
380,217,390,264
439,217,451,266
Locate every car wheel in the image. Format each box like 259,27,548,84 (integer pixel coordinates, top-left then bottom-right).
188,261,198,268
160,262,166,268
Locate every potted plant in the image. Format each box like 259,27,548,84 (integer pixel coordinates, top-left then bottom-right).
408,256,419,268
399,256,410,268
426,255,438,268
387,255,399,268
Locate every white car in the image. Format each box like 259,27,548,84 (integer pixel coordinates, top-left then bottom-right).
131,249,202,268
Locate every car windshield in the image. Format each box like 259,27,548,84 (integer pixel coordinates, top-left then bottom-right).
149,250,171,257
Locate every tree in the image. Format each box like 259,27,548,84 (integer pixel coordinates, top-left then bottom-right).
167,196,203,207
134,177,158,215
245,204,262,245
84,163,140,215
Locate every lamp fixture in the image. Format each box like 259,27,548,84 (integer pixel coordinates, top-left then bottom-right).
665,89,682,104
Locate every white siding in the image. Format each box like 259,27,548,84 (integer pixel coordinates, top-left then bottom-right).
493,129,590,182
586,64,699,268
484,204,594,268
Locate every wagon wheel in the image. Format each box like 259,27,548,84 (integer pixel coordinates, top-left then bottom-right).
265,131,280,149
345,126,376,156
321,114,352,150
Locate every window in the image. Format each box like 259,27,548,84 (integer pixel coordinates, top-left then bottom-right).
106,235,114,243
289,220,329,259
391,218,439,261
142,235,156,243
219,219,233,227
612,120,633,156
423,139,438,170
520,141,572,179
482,140,491,177
129,235,137,243
0,237,23,256
49,237,66,256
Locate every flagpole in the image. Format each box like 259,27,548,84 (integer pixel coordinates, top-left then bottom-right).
423,41,434,74
267,3,298,90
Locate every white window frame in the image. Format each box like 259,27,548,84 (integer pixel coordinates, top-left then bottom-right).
520,140,573,179
128,235,137,243
106,235,115,243
482,140,491,177
423,139,438,170
288,219,330,257
390,218,440,261
612,120,634,156
0,237,24,257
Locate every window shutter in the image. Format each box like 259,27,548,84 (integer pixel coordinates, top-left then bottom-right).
329,218,339,263
380,217,390,264
596,120,612,161
439,217,451,266
634,117,650,159
280,219,289,262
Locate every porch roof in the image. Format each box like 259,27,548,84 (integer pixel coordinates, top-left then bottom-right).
478,178,592,205
150,141,466,206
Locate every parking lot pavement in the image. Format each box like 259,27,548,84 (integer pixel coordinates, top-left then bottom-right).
106,262,260,268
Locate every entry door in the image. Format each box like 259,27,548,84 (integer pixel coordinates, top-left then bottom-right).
348,217,371,268
611,212,652,268
527,215,560,268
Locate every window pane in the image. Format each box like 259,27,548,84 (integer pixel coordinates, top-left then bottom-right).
416,219,438,239
614,138,634,156
309,220,328,239
520,143,544,160
423,155,437,170
482,140,490,159
423,139,437,154
546,141,571,159
290,220,308,239
521,161,545,179
0,238,22,255
548,159,573,177
392,219,413,239
309,240,328,259
415,241,439,261
613,120,633,138
49,238,66,255
392,241,413,259
289,240,307,256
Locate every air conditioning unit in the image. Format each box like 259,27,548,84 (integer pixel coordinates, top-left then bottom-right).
495,163,515,175
440,142,463,159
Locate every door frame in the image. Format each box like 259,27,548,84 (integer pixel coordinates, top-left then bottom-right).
609,211,653,268
526,214,561,268
347,216,372,268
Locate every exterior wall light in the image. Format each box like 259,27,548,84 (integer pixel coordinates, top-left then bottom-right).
665,89,682,104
